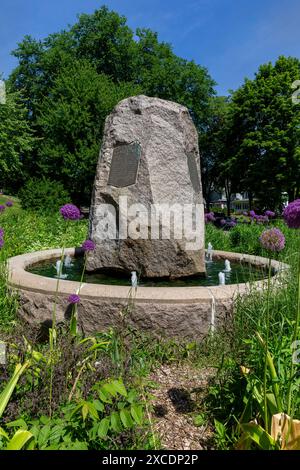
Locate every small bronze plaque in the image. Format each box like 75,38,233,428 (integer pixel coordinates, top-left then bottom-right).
108,142,141,187
187,153,201,193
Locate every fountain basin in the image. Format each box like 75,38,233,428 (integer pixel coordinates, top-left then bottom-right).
7,248,288,339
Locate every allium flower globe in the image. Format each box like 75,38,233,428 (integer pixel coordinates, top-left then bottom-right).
60,204,81,221
283,199,300,229
265,210,275,218
228,220,237,228
68,294,81,304
205,212,215,223
0,205,5,213
259,228,285,252
5,201,13,207
82,239,96,252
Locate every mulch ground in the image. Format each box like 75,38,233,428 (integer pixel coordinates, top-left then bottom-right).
149,364,216,450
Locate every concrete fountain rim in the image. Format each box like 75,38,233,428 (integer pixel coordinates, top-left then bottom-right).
7,248,289,305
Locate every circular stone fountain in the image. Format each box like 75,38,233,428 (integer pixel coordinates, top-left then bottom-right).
7,248,287,339
7,96,289,339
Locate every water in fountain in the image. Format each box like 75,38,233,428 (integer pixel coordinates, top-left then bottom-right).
218,272,225,285
29,257,269,287
224,259,231,272
55,260,68,279
131,271,138,288
64,255,73,268
206,242,213,262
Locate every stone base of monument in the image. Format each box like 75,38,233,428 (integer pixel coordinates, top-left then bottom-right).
7,248,287,340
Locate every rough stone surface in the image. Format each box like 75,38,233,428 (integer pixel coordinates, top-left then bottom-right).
87,95,205,278
9,248,288,340
17,289,229,340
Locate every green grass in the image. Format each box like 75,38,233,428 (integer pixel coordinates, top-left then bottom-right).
0,194,20,207
205,220,300,449
0,205,87,259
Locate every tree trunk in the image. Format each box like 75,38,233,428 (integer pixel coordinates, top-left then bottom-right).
287,188,296,203
248,191,253,210
226,198,231,217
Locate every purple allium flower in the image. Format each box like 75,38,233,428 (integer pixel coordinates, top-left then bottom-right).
265,210,275,218
0,228,4,238
283,199,300,229
0,205,5,213
82,239,96,252
68,294,80,304
205,212,216,223
228,220,237,228
259,228,285,252
243,211,248,216
249,210,256,218
60,204,81,221
5,201,13,207
256,215,269,224
220,219,226,226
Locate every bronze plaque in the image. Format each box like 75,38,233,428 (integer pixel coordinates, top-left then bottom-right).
187,153,201,193
108,142,141,187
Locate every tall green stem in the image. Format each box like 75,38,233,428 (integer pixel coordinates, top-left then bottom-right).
49,223,69,416
263,257,272,431
287,246,300,415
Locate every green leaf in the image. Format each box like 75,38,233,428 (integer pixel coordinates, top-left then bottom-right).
193,414,206,427
240,423,277,450
6,418,28,429
97,418,110,439
120,408,134,429
111,380,127,397
102,382,118,397
39,415,50,425
49,424,65,444
38,425,51,448
110,412,122,433
130,404,143,425
86,402,99,421
0,362,30,418
93,400,104,412
81,403,89,421
127,390,138,404
6,430,34,450
0,427,9,440
98,388,112,404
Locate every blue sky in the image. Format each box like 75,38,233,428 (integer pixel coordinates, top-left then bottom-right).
1,0,299,95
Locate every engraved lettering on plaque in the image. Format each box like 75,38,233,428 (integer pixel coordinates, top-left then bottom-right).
108,142,141,187
187,153,201,193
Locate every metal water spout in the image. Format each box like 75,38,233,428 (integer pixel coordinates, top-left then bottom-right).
131,271,138,288
224,259,231,272
207,242,213,262
56,260,68,279
218,272,225,285
64,255,73,268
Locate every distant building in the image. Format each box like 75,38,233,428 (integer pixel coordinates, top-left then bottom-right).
208,190,255,213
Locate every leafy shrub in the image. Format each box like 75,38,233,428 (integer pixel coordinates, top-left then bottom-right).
18,178,70,213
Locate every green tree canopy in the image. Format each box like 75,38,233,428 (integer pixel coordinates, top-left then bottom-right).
36,61,140,203
8,6,215,201
228,56,300,209
0,84,35,190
